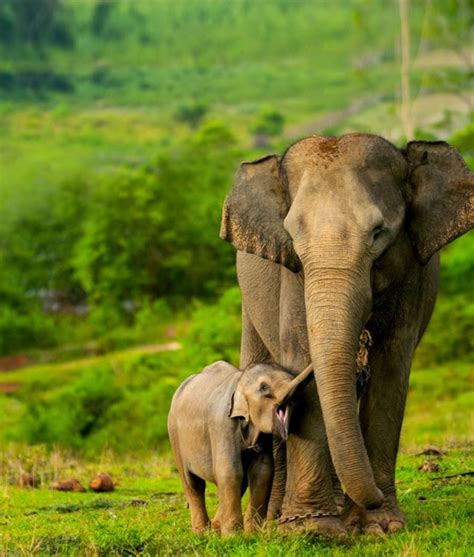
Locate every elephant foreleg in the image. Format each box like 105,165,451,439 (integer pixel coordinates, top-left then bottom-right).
240,306,272,368
279,386,346,536
356,339,412,534
245,450,274,531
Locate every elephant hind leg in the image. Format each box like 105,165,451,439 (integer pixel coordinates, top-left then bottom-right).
169,426,209,532
184,471,210,533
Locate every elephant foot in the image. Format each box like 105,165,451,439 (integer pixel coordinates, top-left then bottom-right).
266,504,282,521
364,494,405,535
342,494,406,535
279,513,346,537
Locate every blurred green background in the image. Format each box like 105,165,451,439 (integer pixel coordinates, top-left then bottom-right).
0,0,472,454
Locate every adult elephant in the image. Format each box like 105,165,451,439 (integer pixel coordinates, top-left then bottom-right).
220,134,473,535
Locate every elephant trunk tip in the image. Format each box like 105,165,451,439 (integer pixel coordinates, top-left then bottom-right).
351,486,384,510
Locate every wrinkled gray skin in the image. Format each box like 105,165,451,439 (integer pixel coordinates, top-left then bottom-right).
220,134,473,535
168,360,313,535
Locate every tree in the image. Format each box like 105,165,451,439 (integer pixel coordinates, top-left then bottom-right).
0,0,74,50
251,107,285,148
174,102,208,129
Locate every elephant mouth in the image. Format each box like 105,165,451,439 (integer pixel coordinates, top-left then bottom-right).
274,404,291,440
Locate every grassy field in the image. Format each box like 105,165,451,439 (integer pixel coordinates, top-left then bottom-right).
0,449,472,556
0,347,472,556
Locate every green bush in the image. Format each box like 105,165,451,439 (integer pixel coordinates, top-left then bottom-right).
17,367,122,451
417,294,474,366
440,234,474,297
184,286,242,366
72,122,240,322
174,102,208,129
0,306,57,355
251,106,285,137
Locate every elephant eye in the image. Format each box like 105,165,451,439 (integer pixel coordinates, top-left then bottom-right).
373,225,384,241
372,225,386,245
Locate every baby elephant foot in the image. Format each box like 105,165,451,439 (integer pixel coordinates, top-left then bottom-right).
279,512,346,538
192,520,210,534
244,515,267,534
220,518,244,537
210,513,221,532
341,500,365,534
363,495,405,535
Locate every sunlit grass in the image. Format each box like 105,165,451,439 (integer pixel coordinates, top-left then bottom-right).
0,447,472,556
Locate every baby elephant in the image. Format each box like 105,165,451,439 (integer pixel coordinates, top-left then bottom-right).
168,361,313,535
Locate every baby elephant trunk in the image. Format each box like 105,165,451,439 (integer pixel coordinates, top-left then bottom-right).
274,364,314,440
277,364,314,406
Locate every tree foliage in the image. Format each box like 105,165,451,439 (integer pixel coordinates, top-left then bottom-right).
0,0,74,50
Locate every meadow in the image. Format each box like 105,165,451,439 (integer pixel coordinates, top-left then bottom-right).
0,0,473,554
0,351,472,555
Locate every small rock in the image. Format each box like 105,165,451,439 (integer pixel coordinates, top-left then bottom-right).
418,460,440,473
49,479,86,492
16,472,37,488
89,473,115,492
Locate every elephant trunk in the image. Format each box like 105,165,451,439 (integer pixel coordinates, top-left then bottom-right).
303,256,383,509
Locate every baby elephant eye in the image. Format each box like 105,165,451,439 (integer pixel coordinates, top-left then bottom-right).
259,382,270,393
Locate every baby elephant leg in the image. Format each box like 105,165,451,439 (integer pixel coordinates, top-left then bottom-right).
212,475,248,532
245,450,274,532
215,464,244,536
184,472,209,533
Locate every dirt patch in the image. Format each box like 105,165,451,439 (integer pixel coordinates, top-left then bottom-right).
0,354,29,372
285,96,382,138
130,342,181,355
413,48,474,70
0,382,21,393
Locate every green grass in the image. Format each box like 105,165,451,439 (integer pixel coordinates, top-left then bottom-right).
0,449,472,555
0,348,472,555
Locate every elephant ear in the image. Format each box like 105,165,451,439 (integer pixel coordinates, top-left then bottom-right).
220,154,301,272
405,141,474,265
228,382,249,421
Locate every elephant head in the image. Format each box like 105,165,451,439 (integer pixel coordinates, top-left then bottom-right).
221,134,474,508
229,362,314,441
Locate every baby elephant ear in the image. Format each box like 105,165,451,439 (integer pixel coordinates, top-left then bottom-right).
220,155,301,272
228,383,249,421
405,141,474,265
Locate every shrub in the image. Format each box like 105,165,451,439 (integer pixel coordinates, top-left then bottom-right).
16,366,122,451
184,287,242,366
